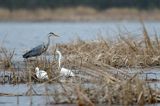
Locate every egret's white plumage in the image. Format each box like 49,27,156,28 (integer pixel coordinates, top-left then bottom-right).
60,67,75,77
35,67,49,80
56,50,75,77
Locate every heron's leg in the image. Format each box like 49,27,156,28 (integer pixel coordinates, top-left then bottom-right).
24,59,28,69
41,54,46,68
36,56,39,66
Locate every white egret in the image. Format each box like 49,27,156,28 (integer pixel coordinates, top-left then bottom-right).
35,67,49,80
56,50,75,77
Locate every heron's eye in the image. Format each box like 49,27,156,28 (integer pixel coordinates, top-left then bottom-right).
43,46,46,50
49,32,53,34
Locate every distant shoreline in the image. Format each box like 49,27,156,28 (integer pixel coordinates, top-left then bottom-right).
0,7,160,21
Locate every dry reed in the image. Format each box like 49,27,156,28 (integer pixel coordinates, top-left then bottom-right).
56,25,160,68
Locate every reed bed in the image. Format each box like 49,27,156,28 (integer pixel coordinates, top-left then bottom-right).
0,26,160,105
47,25,160,105
57,25,160,68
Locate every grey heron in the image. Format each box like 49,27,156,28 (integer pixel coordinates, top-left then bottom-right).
35,67,49,80
23,32,59,59
56,50,75,77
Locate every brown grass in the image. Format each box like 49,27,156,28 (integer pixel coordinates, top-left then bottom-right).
0,47,15,69
55,25,160,68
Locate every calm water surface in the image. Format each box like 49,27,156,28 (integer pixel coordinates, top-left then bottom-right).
0,21,160,60
0,68,159,106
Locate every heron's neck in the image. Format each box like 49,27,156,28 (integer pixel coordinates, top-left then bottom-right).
47,36,51,47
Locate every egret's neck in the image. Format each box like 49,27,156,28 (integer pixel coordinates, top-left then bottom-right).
35,69,39,73
57,51,62,68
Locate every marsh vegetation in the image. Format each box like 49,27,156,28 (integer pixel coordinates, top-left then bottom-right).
1,7,160,21
0,24,160,105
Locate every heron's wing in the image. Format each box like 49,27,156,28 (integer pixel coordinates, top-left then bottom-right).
32,44,46,52
23,44,47,58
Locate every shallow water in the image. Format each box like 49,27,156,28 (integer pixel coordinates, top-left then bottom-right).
0,21,160,60
0,68,159,106
0,84,71,106
0,82,99,106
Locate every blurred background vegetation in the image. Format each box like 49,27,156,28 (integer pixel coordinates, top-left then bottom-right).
0,0,160,10
0,0,160,21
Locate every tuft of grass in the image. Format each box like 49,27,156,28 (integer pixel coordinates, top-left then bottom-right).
0,47,15,69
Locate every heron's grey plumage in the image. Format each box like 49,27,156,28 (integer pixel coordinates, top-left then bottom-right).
23,32,59,59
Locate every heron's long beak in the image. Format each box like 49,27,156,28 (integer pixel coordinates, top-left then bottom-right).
54,34,60,37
